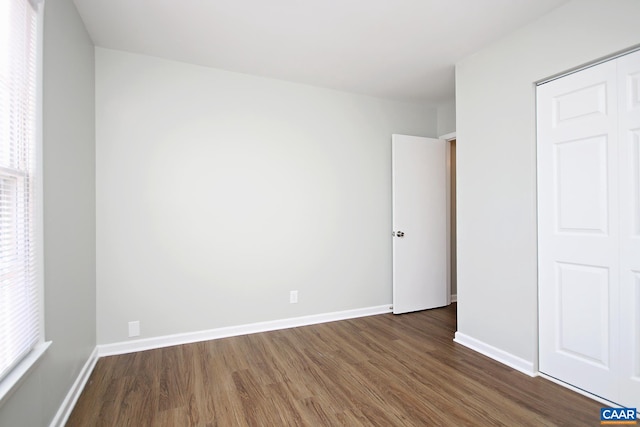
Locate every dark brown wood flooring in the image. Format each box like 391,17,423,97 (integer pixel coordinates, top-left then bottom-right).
67,304,603,426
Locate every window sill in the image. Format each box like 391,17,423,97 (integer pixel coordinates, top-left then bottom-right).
0,341,51,407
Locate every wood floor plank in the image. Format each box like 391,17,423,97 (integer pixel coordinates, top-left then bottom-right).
67,304,604,426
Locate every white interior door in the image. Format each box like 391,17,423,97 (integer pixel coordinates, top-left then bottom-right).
392,134,447,314
618,51,640,409
538,49,640,409
538,59,620,401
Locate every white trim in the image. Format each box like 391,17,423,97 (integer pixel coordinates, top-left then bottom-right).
0,341,51,406
49,347,99,427
98,304,393,357
450,294,457,303
453,332,536,377
438,131,456,141
35,0,46,370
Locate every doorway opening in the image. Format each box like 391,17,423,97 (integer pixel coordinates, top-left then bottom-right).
449,139,457,301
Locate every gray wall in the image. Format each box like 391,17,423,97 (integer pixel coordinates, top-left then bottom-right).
95,48,437,344
456,0,640,365
437,99,456,137
0,0,96,425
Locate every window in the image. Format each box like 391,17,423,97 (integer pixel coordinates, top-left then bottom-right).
0,0,46,397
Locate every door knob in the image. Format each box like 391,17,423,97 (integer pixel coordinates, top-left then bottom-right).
396,231,405,237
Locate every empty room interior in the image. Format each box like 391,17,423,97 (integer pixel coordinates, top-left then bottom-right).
1,0,639,425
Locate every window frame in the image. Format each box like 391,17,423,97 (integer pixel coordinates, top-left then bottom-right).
0,0,50,405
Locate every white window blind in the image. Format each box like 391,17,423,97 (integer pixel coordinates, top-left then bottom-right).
0,0,40,382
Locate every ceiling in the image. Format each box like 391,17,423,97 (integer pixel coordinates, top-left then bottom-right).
72,0,569,105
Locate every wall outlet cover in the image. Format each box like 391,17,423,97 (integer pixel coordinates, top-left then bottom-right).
128,321,140,337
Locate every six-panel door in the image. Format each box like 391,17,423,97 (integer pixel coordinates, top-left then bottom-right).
538,49,640,409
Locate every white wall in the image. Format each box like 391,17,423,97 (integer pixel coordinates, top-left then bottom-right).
96,48,436,344
0,0,96,425
456,0,640,365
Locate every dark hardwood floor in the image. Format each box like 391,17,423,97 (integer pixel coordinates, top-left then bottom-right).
67,304,603,426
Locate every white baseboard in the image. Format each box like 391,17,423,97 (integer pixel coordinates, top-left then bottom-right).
49,346,99,427
453,332,536,377
450,294,457,303
453,334,622,407
98,304,393,357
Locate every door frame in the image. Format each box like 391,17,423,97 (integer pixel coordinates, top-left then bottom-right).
440,132,457,304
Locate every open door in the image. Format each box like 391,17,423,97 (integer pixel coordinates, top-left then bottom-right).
392,134,448,314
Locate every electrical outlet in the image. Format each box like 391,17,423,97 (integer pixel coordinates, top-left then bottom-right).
128,321,140,337
289,290,298,304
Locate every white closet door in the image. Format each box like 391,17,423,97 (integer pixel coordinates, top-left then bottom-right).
537,60,620,400
618,50,640,408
